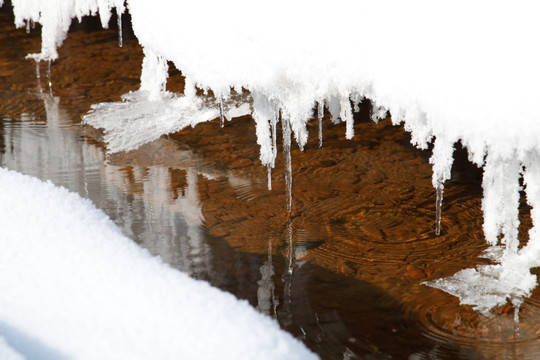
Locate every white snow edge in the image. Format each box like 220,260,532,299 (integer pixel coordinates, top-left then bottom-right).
0,167,316,360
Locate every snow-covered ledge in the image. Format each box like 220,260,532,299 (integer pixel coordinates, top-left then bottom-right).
6,0,540,313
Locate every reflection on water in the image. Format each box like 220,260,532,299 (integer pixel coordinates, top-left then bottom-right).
1,84,217,280
257,236,278,317
2,6,540,359
2,83,540,359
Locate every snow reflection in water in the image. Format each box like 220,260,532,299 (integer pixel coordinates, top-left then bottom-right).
1,87,215,279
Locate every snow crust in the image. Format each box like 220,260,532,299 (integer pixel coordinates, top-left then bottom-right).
84,85,251,153
7,0,540,312
0,167,316,359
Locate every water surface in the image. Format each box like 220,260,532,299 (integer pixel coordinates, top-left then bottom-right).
1,6,539,359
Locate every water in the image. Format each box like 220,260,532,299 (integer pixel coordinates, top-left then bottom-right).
1,6,540,359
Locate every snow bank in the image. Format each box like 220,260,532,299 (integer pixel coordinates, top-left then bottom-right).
0,168,316,360
10,0,124,61
7,0,540,311
0,337,24,360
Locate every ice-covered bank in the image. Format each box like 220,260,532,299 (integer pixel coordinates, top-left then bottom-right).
0,168,316,359
5,0,540,311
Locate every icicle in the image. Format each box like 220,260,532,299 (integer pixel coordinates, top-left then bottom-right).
482,152,521,250
517,150,540,266
404,107,432,149
327,96,340,124
117,9,123,48
140,48,169,100
26,20,30,34
266,105,278,191
287,107,310,152
317,100,324,148
271,110,277,161
429,137,455,236
252,92,276,175
435,183,443,236
282,114,293,212
340,96,354,139
219,96,225,128
425,150,536,313
267,165,272,190
351,93,362,112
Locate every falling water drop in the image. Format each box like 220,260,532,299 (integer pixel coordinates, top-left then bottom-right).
282,114,293,212
435,182,443,236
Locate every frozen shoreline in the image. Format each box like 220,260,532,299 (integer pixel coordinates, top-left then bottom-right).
0,167,316,359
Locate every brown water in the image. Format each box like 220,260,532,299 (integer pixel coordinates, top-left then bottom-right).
1,5,540,359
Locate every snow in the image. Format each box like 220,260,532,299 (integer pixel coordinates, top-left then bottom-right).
11,0,124,61
6,0,540,313
0,337,24,360
0,167,316,359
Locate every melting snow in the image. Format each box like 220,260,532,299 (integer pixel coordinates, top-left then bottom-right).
6,0,540,319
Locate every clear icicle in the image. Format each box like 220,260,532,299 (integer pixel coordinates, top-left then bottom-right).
267,109,278,191
282,114,293,213
117,9,123,48
219,96,225,128
267,165,272,191
317,101,324,148
435,182,443,236
429,137,455,236
26,20,30,33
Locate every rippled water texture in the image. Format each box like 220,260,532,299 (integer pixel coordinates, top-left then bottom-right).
1,5,539,359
